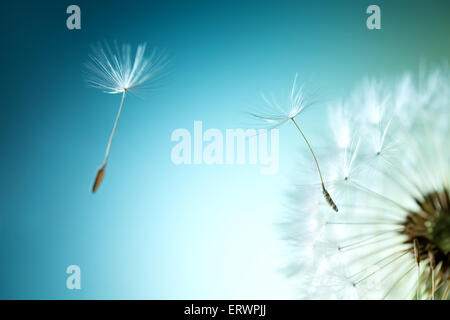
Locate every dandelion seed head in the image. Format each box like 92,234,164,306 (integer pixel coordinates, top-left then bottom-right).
283,66,450,299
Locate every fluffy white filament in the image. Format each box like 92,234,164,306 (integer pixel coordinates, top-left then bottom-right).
85,42,168,94
281,67,450,299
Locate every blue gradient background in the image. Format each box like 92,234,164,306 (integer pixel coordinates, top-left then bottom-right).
0,0,448,299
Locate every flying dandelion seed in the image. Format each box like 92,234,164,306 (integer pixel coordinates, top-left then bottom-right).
281,67,450,299
84,41,168,193
251,74,338,212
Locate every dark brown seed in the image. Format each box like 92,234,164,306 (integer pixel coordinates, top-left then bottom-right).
322,186,338,212
92,165,106,193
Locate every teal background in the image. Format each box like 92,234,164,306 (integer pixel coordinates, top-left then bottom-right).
0,0,448,299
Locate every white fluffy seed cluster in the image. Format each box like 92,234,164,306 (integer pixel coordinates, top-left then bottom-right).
281,67,450,299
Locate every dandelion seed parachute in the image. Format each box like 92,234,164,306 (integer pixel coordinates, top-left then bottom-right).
252,74,338,211
282,67,450,299
84,41,168,193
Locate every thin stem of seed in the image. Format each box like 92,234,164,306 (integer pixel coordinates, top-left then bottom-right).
429,251,435,300
290,118,338,212
104,90,127,166
92,89,127,193
431,269,435,300
290,118,324,184
413,239,420,300
416,265,420,300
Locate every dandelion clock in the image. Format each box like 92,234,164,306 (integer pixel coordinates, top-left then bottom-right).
281,67,450,300
84,42,168,192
